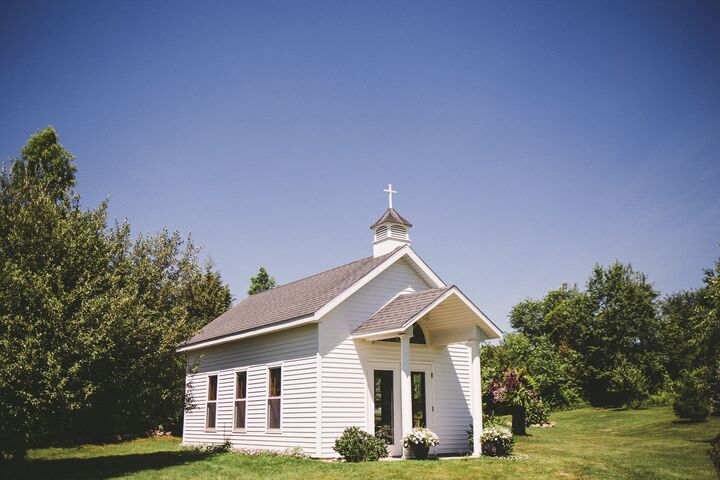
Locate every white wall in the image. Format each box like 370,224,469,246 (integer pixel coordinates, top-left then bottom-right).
183,324,318,455
319,257,472,457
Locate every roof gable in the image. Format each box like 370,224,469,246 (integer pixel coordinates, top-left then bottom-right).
182,249,398,349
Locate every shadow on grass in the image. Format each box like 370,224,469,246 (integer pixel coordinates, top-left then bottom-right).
0,450,214,480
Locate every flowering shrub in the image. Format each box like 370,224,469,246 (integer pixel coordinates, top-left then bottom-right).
486,368,542,434
488,368,538,408
333,427,388,462
402,427,439,449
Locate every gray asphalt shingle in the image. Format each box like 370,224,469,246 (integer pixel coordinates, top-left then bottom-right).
353,287,450,336
183,249,399,347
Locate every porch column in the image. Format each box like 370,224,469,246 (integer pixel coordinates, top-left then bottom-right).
470,340,483,457
399,333,412,458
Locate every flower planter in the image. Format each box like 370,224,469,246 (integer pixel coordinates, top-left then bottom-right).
402,427,439,460
411,444,430,460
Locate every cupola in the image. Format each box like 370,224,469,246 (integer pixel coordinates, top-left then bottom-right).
371,184,412,257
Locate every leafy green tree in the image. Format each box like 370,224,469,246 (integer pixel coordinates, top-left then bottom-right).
0,128,232,460
582,262,664,406
658,290,703,381
510,262,664,408
248,266,276,295
481,333,584,409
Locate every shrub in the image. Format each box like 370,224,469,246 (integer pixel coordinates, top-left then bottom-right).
186,441,232,453
673,369,710,421
709,433,720,477
526,398,549,426
602,356,649,409
333,427,388,462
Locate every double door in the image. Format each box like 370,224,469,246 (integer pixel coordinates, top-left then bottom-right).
367,362,434,456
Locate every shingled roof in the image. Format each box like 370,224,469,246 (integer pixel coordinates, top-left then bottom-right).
370,208,412,228
353,287,450,336
183,248,399,347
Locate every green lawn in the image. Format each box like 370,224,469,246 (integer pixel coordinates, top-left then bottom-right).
2,407,717,479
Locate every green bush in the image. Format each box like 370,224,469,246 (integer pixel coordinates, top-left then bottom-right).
673,369,710,421
526,398,549,426
333,427,388,462
709,433,720,477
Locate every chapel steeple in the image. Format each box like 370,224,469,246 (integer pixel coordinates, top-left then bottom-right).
371,184,412,257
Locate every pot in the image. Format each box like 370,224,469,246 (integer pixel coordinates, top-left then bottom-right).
412,444,430,460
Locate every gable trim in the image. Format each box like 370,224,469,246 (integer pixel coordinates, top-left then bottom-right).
351,286,503,341
313,246,445,320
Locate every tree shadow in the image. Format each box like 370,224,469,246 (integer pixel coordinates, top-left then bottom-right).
671,418,709,424
0,450,214,480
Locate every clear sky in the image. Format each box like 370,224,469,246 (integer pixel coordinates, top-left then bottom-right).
2,1,719,331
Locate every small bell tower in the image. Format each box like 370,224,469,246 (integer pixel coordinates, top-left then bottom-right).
371,184,412,257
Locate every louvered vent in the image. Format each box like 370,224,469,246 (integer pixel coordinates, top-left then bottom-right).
375,225,389,241
390,225,407,239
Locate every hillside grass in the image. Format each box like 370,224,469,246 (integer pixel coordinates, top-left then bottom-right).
2,406,717,479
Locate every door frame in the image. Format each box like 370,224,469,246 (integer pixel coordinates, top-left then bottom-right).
365,361,435,457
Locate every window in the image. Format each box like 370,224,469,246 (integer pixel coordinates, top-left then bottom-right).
234,371,247,430
411,371,427,427
206,375,218,430
267,367,282,430
374,369,394,444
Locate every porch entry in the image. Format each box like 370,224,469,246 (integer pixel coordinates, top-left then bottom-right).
368,362,433,457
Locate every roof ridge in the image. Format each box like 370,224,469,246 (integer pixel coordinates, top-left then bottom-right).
237,247,400,302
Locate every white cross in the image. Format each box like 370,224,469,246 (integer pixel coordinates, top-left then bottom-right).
384,183,397,209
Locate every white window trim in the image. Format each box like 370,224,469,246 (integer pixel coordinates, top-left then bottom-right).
205,373,218,432
265,364,283,433
233,368,248,432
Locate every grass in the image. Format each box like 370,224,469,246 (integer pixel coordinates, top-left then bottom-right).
1,407,717,479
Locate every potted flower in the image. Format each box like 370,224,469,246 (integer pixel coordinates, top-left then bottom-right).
480,423,514,457
402,427,439,460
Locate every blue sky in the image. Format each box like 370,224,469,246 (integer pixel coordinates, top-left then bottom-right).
1,1,719,331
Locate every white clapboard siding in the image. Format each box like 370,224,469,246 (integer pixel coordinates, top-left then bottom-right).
318,257,473,457
183,324,318,454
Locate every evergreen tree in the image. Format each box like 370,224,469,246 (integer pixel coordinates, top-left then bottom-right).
248,266,276,295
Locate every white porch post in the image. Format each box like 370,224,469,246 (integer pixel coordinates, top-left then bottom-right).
399,333,412,458
470,340,483,457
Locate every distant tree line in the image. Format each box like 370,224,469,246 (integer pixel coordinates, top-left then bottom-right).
0,128,232,461
482,258,720,421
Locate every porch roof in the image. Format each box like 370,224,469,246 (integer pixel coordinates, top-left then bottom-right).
352,286,503,344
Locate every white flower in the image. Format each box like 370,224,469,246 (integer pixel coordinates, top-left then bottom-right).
402,427,440,448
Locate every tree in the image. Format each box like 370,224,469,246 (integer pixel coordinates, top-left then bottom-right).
248,266,276,295
481,333,584,409
0,128,232,460
510,262,665,408
673,368,710,421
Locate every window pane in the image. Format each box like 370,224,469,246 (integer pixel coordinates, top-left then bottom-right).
236,371,247,399
411,371,427,428
269,367,281,397
206,402,216,429
234,400,246,429
208,375,218,401
374,370,393,444
267,398,281,429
